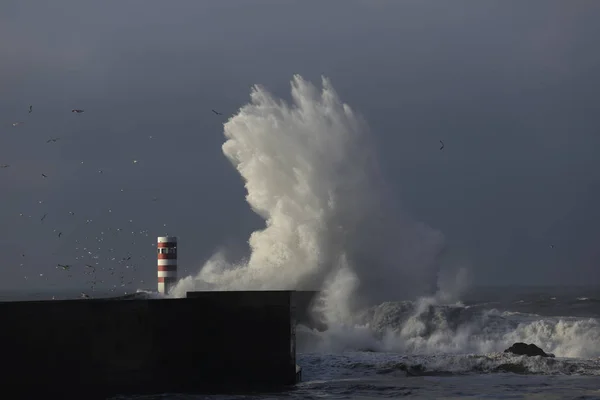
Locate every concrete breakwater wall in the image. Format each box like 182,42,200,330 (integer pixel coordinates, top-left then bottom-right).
0,291,300,398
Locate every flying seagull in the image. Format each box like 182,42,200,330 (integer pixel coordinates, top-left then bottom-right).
72,109,84,114
57,264,71,271
28,105,33,113
0,164,9,168
41,173,47,178
439,140,445,150
211,109,223,116
12,122,24,127
46,138,59,143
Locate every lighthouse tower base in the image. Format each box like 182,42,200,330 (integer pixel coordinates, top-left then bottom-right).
157,278,177,295
157,236,177,295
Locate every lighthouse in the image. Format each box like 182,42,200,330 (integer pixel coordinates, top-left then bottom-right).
157,236,177,294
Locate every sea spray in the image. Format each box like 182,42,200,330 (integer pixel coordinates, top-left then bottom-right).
171,74,445,314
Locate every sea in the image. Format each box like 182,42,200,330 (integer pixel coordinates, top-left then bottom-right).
3,76,599,399
2,285,599,399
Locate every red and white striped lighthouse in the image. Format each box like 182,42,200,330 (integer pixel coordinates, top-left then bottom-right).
157,236,177,294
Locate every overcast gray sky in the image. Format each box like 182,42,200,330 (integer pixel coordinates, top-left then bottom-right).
1,0,600,292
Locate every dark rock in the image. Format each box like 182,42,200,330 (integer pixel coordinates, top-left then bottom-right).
504,342,555,358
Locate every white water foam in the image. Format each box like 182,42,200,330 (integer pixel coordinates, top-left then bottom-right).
298,303,600,359
171,75,447,311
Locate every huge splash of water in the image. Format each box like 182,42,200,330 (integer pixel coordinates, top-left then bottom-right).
169,75,600,360
171,74,447,311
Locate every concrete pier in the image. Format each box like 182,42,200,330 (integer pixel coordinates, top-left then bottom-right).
0,290,301,398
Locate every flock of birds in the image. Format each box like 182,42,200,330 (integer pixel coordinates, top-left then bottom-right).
3,103,555,300
3,104,227,299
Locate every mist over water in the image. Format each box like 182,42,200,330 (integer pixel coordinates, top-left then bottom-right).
171,75,449,311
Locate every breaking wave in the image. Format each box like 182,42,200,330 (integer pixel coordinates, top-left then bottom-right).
298,300,600,360
167,75,599,365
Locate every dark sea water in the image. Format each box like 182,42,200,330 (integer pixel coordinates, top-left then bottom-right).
3,286,600,399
